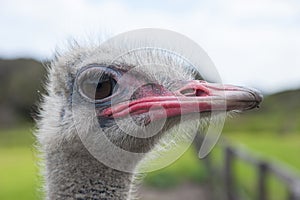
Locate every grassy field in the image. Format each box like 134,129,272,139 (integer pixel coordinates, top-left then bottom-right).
220,131,300,200
0,147,40,200
225,132,300,169
0,127,299,200
0,127,40,200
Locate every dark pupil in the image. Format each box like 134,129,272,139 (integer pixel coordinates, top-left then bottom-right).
95,79,114,100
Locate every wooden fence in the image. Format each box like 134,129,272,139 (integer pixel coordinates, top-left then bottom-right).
194,134,300,200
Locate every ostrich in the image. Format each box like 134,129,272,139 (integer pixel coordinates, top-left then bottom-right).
36,38,262,200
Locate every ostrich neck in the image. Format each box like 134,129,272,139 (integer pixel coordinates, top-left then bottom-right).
45,139,133,200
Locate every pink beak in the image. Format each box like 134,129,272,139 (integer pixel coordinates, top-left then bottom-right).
99,80,263,121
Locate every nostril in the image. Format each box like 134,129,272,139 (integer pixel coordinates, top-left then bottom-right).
196,89,208,97
180,88,209,97
180,88,195,96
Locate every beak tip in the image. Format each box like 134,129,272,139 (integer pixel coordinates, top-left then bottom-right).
252,88,264,103
249,88,263,110
240,86,263,103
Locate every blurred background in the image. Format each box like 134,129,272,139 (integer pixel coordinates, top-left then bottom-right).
0,0,299,200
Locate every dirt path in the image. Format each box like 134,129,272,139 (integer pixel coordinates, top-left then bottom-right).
138,182,209,200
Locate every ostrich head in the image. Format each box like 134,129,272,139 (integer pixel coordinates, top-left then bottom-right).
37,33,262,199
39,43,262,165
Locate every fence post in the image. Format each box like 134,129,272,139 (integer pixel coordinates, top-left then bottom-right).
193,133,214,200
288,190,296,200
203,154,215,200
224,146,236,200
288,181,300,200
258,161,268,200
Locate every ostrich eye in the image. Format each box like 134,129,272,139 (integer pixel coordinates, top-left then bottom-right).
77,66,120,102
80,77,117,101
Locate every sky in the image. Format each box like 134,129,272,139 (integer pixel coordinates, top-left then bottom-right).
1,0,300,94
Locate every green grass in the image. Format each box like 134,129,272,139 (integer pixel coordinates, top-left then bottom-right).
225,132,300,170
220,132,300,200
0,127,40,200
0,126,35,147
0,146,40,200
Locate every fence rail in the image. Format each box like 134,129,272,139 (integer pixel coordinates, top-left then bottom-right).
194,133,300,200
